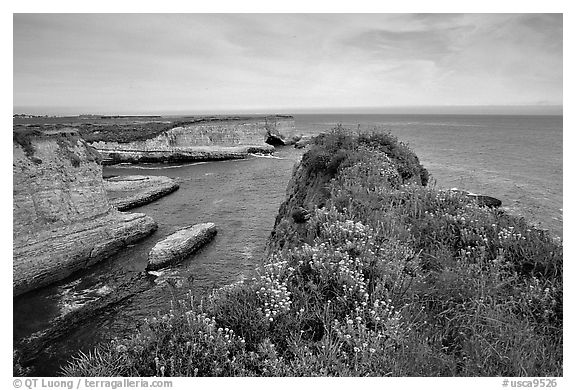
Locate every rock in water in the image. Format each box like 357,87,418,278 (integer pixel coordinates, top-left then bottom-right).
448,188,502,208
105,175,179,211
147,223,217,270
470,194,502,208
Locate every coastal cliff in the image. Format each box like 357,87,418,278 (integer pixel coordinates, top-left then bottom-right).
13,129,157,296
88,116,294,164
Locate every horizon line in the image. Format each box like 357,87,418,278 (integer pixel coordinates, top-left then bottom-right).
13,104,563,117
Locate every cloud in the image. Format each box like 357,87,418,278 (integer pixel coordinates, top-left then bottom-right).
13,13,563,114
341,26,470,63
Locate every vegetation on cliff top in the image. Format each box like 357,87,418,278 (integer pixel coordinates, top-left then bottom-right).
61,128,562,377
14,115,293,144
13,127,102,166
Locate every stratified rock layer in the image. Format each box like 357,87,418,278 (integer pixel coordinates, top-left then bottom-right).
105,175,179,211
13,130,158,296
147,223,217,270
91,116,293,164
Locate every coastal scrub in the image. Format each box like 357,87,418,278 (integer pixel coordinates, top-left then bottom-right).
62,128,562,377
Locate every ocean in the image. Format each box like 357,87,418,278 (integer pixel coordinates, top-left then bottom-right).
293,114,563,238
13,113,562,374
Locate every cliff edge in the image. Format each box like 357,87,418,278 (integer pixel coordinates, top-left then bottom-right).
13,129,158,296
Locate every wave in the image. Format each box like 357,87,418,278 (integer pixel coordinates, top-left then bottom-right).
114,161,209,170
249,153,285,160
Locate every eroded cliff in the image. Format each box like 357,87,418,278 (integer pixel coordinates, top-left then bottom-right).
13,129,158,296
89,116,294,164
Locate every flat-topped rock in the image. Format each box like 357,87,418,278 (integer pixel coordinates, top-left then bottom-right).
147,223,217,270
105,175,179,211
97,144,274,165
14,211,157,296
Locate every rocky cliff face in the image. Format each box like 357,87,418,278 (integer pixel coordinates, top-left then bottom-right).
14,129,109,234
266,131,430,255
266,157,334,255
90,116,294,164
13,130,157,296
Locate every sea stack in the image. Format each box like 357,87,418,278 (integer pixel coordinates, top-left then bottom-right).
147,223,218,270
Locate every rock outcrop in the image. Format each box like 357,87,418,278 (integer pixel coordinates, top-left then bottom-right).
90,116,294,164
449,188,502,208
99,145,275,165
294,136,312,149
265,130,287,146
13,129,158,296
147,223,217,271
105,175,180,211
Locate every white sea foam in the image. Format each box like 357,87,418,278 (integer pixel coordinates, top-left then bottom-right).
115,161,209,170
249,153,284,160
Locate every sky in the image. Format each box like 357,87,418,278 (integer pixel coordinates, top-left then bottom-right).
13,13,563,115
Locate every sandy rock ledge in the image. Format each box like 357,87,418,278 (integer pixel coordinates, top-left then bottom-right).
105,175,180,211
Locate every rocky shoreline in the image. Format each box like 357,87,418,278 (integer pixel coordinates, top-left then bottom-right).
97,144,275,165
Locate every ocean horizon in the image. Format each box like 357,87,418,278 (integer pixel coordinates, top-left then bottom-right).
292,113,563,238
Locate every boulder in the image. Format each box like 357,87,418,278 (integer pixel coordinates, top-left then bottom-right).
147,223,217,270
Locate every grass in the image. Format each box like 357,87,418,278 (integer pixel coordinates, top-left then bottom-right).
59,127,562,377
13,127,102,166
